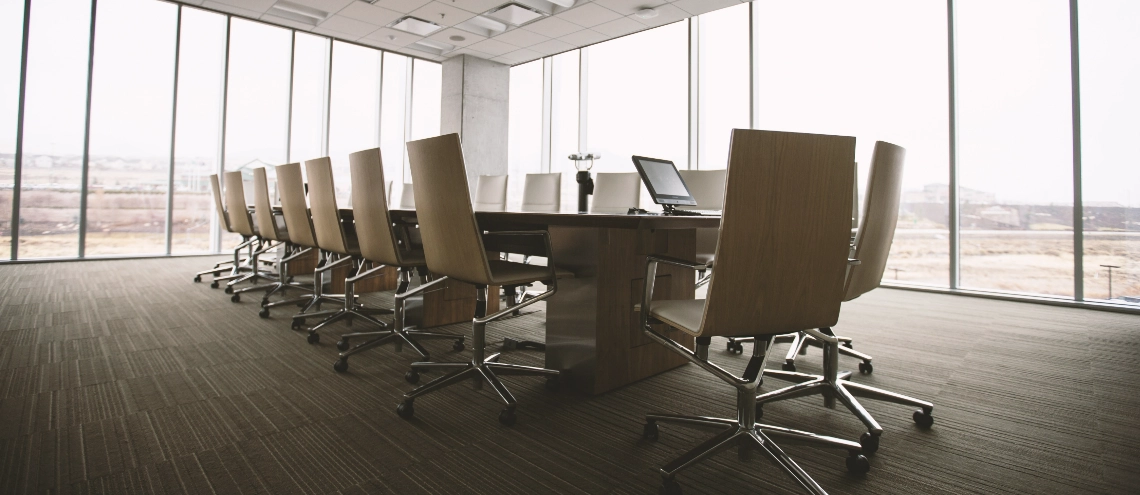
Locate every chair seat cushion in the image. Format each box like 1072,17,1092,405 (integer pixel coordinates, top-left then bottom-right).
649,299,706,336
396,249,427,267
487,260,555,286
695,253,714,266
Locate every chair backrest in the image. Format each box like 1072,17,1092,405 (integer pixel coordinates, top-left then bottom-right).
473,175,509,212
521,173,561,212
677,169,727,210
304,157,351,255
349,148,404,265
222,171,256,237
844,141,906,301
591,172,641,214
209,174,232,233
251,167,284,242
699,129,856,337
405,133,494,285
851,162,860,229
275,162,318,249
398,182,416,209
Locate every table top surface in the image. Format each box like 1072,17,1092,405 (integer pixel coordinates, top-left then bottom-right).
266,205,721,229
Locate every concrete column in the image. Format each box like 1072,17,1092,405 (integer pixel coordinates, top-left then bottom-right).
441,54,510,193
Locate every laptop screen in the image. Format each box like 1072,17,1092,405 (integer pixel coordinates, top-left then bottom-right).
631,156,698,206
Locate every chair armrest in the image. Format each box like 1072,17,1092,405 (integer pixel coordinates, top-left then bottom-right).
646,254,707,271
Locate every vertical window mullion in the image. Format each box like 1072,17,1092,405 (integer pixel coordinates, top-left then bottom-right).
165,6,182,255
947,0,960,289
77,0,98,258
10,0,32,260
1069,0,1084,301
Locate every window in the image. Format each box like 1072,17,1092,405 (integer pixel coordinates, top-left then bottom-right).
697,3,749,171
0,0,26,258
550,51,579,213
171,7,226,254
289,33,330,164
753,0,950,287
407,59,441,180
328,41,382,204
379,53,408,187
18,0,93,258
507,59,543,210
84,0,177,256
223,18,291,174
1078,0,1140,304
956,0,1073,297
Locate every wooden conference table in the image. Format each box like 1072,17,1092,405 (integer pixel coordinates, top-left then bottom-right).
387,208,721,395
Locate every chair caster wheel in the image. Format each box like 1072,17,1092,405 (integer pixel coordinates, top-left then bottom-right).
660,478,682,495
642,422,659,441
405,370,420,384
727,342,744,354
231,294,240,303
333,359,348,373
913,409,934,429
781,362,796,372
725,340,735,351
859,432,880,454
260,299,269,308
498,408,517,426
452,340,465,352
210,281,219,289
397,401,414,419
307,333,320,344
194,275,202,283
545,375,560,391
846,454,871,474
224,286,233,294
859,362,873,374
258,308,269,318
336,339,350,352
291,319,303,331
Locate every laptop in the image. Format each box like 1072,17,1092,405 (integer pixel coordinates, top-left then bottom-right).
630,155,707,216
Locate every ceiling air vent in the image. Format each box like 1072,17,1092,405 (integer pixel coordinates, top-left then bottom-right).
485,3,546,27
388,16,444,36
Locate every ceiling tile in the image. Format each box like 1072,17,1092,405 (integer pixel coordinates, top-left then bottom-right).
356,37,411,53
311,25,359,39
426,27,487,47
213,0,275,13
492,48,541,65
367,0,432,14
202,0,263,17
558,3,623,28
408,1,478,28
489,27,549,49
671,0,739,17
466,38,519,56
593,0,666,16
337,2,402,26
590,16,643,37
259,13,317,31
281,0,354,15
447,46,495,59
362,26,425,46
556,27,606,47
520,16,582,38
319,14,382,37
629,3,688,27
447,0,506,15
528,38,574,56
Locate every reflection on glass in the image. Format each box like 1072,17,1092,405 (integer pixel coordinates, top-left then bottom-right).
0,0,26,258
957,0,1073,297
1078,0,1140,304
754,0,950,287
18,0,91,258
289,33,329,165
379,53,407,188
551,51,579,213
329,41,382,205
85,0,177,256
698,3,748,171
172,7,226,254
507,59,542,211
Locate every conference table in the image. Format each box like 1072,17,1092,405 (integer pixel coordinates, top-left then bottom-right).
386,208,721,395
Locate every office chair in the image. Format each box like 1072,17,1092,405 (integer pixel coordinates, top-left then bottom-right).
331,147,464,372
220,171,278,295
473,174,509,212
520,173,561,213
397,182,416,209
397,133,560,426
676,169,726,288
590,172,641,214
755,141,934,455
194,174,256,286
639,129,869,495
292,157,393,344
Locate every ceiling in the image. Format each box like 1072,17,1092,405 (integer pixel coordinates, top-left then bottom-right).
176,0,749,65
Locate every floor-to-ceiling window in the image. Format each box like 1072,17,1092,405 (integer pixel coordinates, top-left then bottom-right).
956,0,1074,297
379,53,408,189
1077,0,1140,304
289,33,330,165
697,2,749,172
84,0,177,256
406,59,441,180
328,40,382,205
507,59,543,211
550,51,579,213
0,0,26,259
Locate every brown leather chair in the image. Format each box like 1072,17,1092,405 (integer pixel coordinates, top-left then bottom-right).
397,133,560,426
194,173,256,286
331,148,464,373
638,129,869,495
220,171,277,294
755,141,934,455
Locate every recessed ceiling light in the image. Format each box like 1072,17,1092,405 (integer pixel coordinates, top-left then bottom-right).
450,35,466,41
485,3,546,27
267,1,329,26
635,8,658,19
388,16,444,36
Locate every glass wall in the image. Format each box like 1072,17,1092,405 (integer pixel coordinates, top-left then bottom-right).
0,0,26,258
507,59,543,211
956,0,1074,297
407,59,441,180
328,41,382,204
379,53,408,188
550,51,579,213
84,0,177,256
289,33,330,165
697,2,748,171
1077,0,1140,303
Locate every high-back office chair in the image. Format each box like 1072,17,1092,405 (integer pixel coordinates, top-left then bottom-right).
473,174,509,212
638,129,869,495
521,173,561,213
677,169,726,287
398,182,416,209
194,174,253,286
590,172,641,214
220,171,276,294
397,133,560,426
755,141,934,455
331,148,464,373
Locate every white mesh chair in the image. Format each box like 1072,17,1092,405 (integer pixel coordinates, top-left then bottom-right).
473,174,508,212
590,172,641,214
521,173,561,213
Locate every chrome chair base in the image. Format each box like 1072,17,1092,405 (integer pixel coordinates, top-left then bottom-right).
756,327,934,454
294,258,395,344
726,330,872,373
